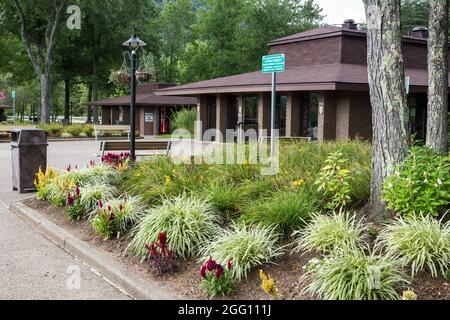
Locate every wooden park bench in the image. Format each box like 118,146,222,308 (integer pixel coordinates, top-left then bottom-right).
93,125,130,141
258,136,312,144
99,140,172,157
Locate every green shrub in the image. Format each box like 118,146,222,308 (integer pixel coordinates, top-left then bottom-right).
293,211,368,254
301,247,408,300
60,132,74,139
39,123,64,136
64,125,84,137
92,203,124,239
315,152,354,210
240,187,318,235
128,194,220,259
199,223,285,281
382,147,450,217
170,108,197,134
82,125,94,137
376,215,450,278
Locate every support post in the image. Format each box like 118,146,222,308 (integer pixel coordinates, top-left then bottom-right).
130,50,137,161
270,72,276,158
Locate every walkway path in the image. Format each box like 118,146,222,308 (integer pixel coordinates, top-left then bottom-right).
0,141,129,300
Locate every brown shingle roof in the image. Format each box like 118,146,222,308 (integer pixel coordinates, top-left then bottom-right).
88,93,197,107
157,64,439,96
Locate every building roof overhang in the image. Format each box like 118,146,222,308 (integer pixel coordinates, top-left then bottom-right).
156,64,440,96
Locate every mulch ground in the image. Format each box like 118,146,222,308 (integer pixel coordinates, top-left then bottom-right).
23,198,449,300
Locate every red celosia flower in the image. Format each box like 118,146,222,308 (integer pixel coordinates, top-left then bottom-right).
109,212,116,221
75,186,80,198
227,259,232,271
200,264,207,278
206,257,217,272
66,164,71,172
98,199,103,208
67,193,74,206
215,264,224,280
158,232,167,248
119,203,124,212
107,205,112,212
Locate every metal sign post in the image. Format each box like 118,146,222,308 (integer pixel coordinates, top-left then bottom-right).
12,90,16,123
262,54,285,158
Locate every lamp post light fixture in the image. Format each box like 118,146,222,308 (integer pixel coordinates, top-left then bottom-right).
122,34,146,162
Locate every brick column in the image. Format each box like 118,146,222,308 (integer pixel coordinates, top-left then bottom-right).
317,92,337,141
257,93,271,136
335,92,351,140
286,92,300,137
216,94,227,140
196,95,208,141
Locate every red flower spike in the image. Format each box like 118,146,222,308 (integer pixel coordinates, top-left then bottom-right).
66,164,71,172
200,264,207,278
215,265,224,280
75,186,80,198
206,257,217,272
227,259,232,271
98,199,103,208
158,232,167,248
67,193,74,207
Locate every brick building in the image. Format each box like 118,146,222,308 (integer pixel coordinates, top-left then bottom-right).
156,20,450,142
89,83,197,136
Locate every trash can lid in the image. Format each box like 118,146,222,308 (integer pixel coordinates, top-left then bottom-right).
11,128,47,145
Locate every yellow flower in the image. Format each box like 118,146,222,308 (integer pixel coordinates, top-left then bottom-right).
291,179,305,187
135,172,141,177
259,270,278,298
243,160,250,166
164,175,172,186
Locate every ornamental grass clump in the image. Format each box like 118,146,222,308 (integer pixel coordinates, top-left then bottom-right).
240,187,318,235
199,223,284,281
199,257,237,298
79,183,118,214
376,215,450,278
293,211,368,254
128,194,220,259
301,247,408,300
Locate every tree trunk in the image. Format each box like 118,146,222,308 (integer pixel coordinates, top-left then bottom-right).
40,74,51,123
87,83,93,123
13,0,66,125
64,78,70,121
92,56,99,124
426,0,449,154
364,0,410,218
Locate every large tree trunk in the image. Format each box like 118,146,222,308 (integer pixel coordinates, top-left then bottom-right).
363,0,410,218
40,74,52,123
426,0,449,154
64,78,70,121
87,83,93,123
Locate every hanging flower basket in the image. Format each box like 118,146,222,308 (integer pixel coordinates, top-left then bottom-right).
137,51,156,83
136,71,153,82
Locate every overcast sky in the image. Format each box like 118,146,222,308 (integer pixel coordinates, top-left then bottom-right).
315,0,366,25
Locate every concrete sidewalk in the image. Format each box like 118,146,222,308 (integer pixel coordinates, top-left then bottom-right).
0,141,129,300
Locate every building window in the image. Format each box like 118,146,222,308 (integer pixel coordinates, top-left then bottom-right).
207,96,217,130
243,95,258,131
301,93,319,139
119,106,124,123
275,95,287,137
227,95,239,130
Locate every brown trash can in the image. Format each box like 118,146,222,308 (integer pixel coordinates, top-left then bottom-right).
11,129,48,193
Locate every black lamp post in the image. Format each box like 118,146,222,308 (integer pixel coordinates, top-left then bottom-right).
122,34,146,161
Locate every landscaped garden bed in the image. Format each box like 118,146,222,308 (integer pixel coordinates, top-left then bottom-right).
29,141,450,300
